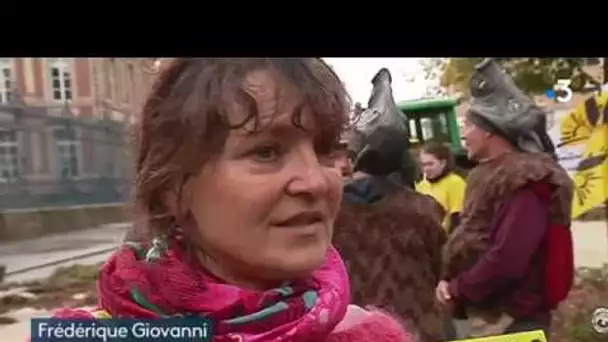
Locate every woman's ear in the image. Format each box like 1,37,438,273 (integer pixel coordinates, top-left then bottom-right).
162,179,193,222
162,190,180,218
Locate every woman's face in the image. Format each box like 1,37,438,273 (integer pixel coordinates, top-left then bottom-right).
184,70,343,289
334,148,353,179
419,151,445,180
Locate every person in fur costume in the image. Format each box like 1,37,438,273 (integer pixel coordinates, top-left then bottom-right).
436,59,574,339
333,68,449,342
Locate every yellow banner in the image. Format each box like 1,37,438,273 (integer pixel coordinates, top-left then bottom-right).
447,330,547,342
554,90,608,218
571,123,608,217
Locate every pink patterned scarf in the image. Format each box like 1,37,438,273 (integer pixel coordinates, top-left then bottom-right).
96,238,350,341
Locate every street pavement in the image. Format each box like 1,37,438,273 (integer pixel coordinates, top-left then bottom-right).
0,222,127,283
571,220,608,268
0,220,606,341
0,223,127,341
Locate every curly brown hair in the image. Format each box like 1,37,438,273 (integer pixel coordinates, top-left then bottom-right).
133,58,351,238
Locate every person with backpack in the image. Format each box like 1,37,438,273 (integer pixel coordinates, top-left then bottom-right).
436,59,575,340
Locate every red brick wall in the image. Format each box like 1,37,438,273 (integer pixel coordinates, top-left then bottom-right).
8,58,157,121
33,58,44,99
74,58,91,98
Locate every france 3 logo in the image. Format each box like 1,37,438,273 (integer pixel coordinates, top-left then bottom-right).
546,80,607,103
591,306,608,336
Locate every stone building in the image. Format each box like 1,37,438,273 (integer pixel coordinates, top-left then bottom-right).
0,58,158,208
1,58,156,120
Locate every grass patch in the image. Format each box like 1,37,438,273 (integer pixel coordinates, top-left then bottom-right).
552,264,608,342
0,263,101,316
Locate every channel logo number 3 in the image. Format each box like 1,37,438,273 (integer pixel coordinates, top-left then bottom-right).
550,79,574,103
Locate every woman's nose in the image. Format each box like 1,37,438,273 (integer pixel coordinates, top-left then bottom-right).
285,148,330,197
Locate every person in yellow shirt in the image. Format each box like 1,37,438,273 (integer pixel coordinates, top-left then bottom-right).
416,141,466,234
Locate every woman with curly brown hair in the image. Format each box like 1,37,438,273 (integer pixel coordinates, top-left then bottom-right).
47,59,413,341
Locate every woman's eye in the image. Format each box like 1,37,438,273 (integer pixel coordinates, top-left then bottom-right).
251,145,280,162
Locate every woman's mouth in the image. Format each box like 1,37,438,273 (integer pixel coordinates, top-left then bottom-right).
274,211,324,228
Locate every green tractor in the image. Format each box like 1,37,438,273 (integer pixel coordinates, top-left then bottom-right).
397,97,477,171
350,68,476,180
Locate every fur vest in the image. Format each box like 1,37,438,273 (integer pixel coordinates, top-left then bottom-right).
334,177,448,341
442,152,573,281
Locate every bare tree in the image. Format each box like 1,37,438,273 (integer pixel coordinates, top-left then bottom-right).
417,58,450,98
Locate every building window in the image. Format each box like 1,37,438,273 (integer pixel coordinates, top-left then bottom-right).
119,62,128,103
116,61,126,103
53,125,79,178
0,58,13,103
128,64,137,106
126,63,134,104
108,59,115,100
0,129,18,181
49,58,73,101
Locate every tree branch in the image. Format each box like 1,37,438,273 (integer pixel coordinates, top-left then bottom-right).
575,66,602,87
